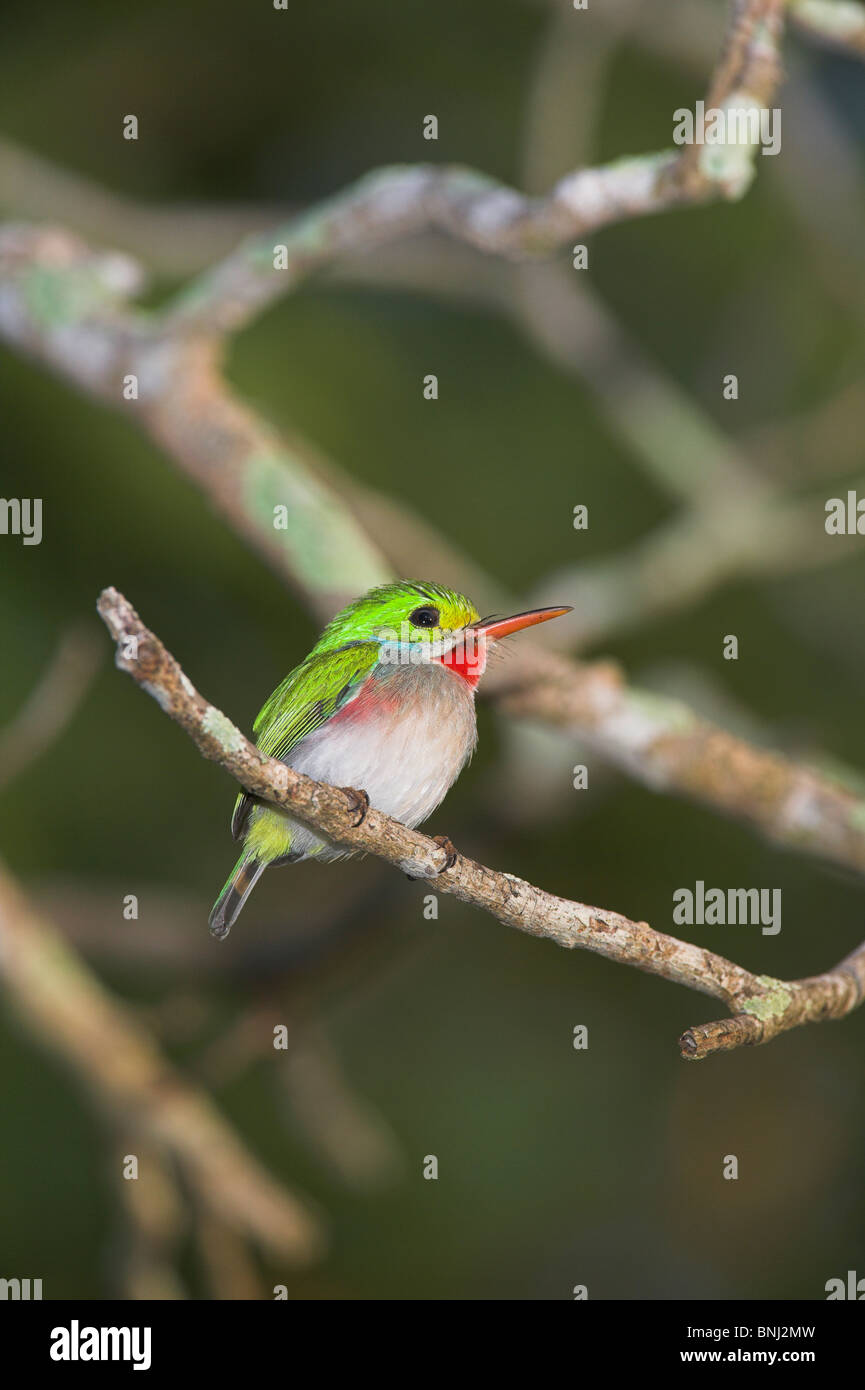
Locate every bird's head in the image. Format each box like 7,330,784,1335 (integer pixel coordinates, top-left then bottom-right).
313,582,571,686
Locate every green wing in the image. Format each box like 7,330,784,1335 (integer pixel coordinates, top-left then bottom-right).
231,641,379,841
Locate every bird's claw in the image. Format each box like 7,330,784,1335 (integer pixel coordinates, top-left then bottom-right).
340,786,370,827
432,834,459,872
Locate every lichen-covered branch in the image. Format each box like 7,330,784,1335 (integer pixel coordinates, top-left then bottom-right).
165,0,785,334
96,586,865,1061
163,156,679,334
0,225,391,622
670,0,785,199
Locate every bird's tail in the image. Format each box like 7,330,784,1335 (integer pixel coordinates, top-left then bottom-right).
209,851,266,940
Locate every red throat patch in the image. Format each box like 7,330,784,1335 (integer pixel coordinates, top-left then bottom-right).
436,638,487,688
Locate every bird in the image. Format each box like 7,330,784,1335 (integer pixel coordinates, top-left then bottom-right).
208,580,572,939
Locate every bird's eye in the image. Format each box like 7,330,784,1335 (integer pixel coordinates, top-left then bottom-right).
410,605,440,628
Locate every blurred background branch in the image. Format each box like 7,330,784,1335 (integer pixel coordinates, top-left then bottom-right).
788,0,865,57
0,863,323,1265
0,620,103,792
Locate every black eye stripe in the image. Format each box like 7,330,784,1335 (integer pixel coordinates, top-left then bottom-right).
410,605,440,628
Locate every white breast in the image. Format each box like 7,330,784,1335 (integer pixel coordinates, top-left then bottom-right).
284,662,478,861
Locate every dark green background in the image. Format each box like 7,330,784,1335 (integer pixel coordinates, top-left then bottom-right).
1,0,863,1299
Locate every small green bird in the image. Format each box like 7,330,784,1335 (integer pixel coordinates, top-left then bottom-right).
209,581,571,939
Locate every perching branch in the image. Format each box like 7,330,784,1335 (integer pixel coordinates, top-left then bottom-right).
97,586,865,1061
6,221,865,885
4,2,865,888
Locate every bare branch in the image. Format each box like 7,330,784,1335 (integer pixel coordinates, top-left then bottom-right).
96,586,865,1060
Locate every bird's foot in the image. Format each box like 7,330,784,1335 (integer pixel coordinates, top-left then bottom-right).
405,835,459,880
340,785,370,827
431,834,459,872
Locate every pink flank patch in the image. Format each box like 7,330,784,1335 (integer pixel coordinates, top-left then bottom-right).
328,675,400,723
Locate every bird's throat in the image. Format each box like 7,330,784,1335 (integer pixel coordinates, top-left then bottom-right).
435,645,486,687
